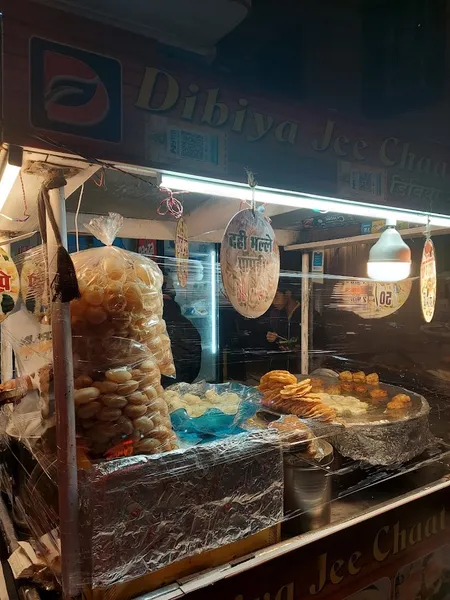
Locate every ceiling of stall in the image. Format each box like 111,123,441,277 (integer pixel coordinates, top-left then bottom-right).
64,168,303,245
65,169,209,221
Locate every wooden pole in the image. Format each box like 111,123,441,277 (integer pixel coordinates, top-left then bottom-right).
47,183,79,599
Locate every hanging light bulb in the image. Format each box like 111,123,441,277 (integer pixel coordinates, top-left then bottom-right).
367,224,411,281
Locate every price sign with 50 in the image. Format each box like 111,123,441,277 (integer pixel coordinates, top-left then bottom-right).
375,283,394,308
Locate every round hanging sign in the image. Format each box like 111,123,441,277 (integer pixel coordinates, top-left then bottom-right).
220,209,280,318
331,279,412,319
0,247,19,323
420,238,436,323
175,218,189,288
20,247,50,322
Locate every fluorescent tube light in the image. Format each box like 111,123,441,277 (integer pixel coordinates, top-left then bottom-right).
0,147,23,212
160,172,450,228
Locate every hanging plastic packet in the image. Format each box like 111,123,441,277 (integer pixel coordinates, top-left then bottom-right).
70,212,175,377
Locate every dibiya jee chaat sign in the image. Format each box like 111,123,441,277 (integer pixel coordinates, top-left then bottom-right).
221,210,280,319
178,492,449,600
3,0,450,214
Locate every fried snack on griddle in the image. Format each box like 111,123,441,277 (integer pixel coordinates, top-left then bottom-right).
352,371,366,383
310,377,324,393
341,382,354,393
369,387,388,400
354,384,369,397
339,371,353,382
387,393,411,410
325,383,341,395
366,373,379,386
259,372,336,422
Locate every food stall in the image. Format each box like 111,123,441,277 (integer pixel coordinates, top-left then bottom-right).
1,2,450,600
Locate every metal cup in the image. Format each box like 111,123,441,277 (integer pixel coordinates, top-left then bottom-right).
283,439,334,534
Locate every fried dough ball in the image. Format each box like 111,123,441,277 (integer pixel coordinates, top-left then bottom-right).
339,371,353,382
370,388,388,401
341,382,354,393
366,373,379,386
310,378,324,393
387,393,411,409
354,384,369,397
326,384,341,395
352,371,366,383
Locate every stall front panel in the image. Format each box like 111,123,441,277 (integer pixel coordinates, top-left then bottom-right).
157,486,450,600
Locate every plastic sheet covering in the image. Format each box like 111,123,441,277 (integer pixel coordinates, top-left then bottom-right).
165,380,262,441
3,236,450,594
0,423,285,590
5,233,179,458
72,340,178,458
78,429,283,588
71,213,174,376
260,370,433,466
1,307,178,458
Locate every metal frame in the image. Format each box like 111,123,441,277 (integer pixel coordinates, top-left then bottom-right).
46,185,80,598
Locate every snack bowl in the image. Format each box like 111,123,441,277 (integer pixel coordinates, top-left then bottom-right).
165,381,262,439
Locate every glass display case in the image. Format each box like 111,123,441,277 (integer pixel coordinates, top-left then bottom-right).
162,240,219,382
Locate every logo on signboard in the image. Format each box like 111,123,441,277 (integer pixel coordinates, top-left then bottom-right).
30,37,121,142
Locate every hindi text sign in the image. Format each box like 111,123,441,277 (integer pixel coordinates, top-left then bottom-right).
221,209,280,318
175,219,189,288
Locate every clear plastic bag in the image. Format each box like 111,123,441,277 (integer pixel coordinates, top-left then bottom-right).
70,213,175,376
19,246,50,323
73,338,178,458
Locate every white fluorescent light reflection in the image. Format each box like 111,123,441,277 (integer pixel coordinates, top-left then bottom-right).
0,163,21,212
160,173,450,228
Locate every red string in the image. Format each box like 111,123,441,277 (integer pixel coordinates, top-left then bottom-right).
157,187,186,218
93,169,105,187
239,199,251,211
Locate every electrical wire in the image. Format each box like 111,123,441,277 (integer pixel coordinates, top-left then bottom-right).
31,133,160,190
75,183,85,252
31,133,191,220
